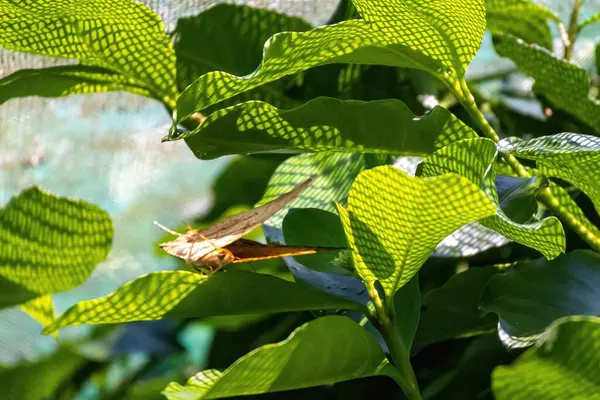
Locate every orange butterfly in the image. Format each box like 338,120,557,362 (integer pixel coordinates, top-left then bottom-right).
154,178,342,274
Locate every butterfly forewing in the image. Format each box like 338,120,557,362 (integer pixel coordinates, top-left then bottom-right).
224,238,341,263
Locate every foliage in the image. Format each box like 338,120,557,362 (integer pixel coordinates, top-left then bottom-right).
1,0,600,399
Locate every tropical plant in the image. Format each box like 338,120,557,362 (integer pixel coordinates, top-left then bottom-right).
1,0,600,399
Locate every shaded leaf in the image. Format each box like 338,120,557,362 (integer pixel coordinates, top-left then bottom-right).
485,0,559,49
414,267,498,350
394,275,421,354
419,138,565,259
337,165,495,297
0,348,85,400
0,65,153,106
493,34,600,132
0,187,113,303
44,271,366,335
173,0,486,126
180,98,477,159
163,316,400,399
493,316,600,399
0,0,176,103
499,133,600,214
496,174,547,224
481,250,600,337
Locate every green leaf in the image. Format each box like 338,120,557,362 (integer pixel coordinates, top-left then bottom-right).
481,250,600,338
174,3,311,91
0,187,113,304
0,348,85,400
20,294,55,332
163,316,399,399
337,165,495,297
0,65,154,106
496,174,548,224
0,0,176,104
394,275,420,354
493,34,600,132
44,271,366,335
180,98,477,159
546,181,600,242
282,208,348,274
414,267,498,349
493,316,600,399
419,138,565,259
173,0,486,126
485,0,559,49
259,152,393,229
499,133,600,215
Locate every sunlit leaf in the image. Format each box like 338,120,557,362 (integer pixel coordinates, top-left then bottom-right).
481,250,600,338
485,0,559,49
173,0,486,127
493,316,600,399
20,294,55,332
44,271,366,335
260,152,393,229
0,187,113,304
493,34,600,132
163,316,400,399
180,98,477,159
414,267,498,349
337,165,495,297
499,133,600,214
0,0,176,104
0,65,154,106
419,138,565,259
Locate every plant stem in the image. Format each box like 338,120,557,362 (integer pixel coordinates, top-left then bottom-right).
366,282,422,400
452,78,600,252
564,0,584,61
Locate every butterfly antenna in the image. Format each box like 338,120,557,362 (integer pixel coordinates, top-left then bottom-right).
153,221,182,236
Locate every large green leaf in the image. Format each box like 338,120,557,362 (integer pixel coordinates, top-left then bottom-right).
0,0,176,104
493,34,600,132
44,271,366,335
163,316,400,399
259,152,392,229
485,0,559,49
174,3,311,91
419,138,565,259
498,133,600,214
0,65,154,106
0,187,113,307
414,267,498,350
493,316,600,399
481,250,600,337
173,0,486,127
336,165,495,297
0,348,85,400
180,98,477,159
394,275,421,354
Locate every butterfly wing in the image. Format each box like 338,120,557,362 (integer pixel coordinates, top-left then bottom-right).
195,177,314,248
225,238,342,263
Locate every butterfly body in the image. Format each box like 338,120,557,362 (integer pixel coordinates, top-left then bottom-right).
155,178,344,273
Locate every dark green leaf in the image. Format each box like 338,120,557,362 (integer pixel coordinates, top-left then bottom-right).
493,316,600,399
163,316,400,399
496,174,548,224
481,250,600,337
414,267,498,350
44,271,367,335
394,275,421,354
180,98,477,159
0,187,113,307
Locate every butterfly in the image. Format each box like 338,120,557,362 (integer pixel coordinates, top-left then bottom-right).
154,177,342,274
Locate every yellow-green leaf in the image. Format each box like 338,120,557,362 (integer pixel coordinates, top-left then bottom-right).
336,165,495,297
0,187,113,304
419,138,565,259
173,0,486,127
20,294,55,333
0,0,177,104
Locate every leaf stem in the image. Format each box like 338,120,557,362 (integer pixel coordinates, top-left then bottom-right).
564,0,584,61
451,78,600,252
366,282,422,400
